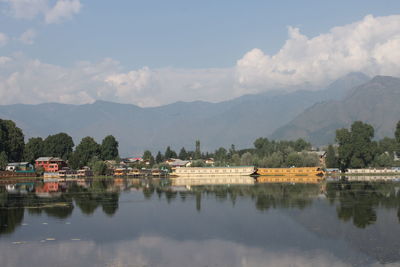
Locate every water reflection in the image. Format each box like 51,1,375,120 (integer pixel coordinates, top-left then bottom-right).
1,176,400,266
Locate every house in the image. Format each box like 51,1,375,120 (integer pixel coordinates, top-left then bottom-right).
6,162,34,172
164,158,190,167
205,158,215,165
35,157,67,172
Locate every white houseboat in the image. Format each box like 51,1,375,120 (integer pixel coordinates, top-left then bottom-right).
171,166,255,177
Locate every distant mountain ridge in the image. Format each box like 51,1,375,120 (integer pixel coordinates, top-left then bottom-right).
271,75,400,145
0,73,370,156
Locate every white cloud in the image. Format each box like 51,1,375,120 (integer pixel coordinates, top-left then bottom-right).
235,14,400,92
0,236,361,267
44,0,81,24
0,32,9,47
0,0,48,19
18,28,36,44
2,14,400,106
1,0,81,23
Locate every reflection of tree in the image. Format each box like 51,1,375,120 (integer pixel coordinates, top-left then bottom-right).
0,208,24,235
327,181,400,228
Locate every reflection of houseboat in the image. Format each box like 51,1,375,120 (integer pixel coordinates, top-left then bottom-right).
127,168,140,177
171,166,255,177
256,167,324,176
171,176,255,186
345,175,400,181
77,167,93,177
43,172,61,179
256,175,323,184
114,168,127,176
345,168,400,174
58,168,77,178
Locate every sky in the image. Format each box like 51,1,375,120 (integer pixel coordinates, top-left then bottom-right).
1,0,400,107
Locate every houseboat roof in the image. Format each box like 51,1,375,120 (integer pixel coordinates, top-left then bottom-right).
36,157,64,162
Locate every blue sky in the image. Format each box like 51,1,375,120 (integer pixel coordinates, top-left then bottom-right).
1,0,400,106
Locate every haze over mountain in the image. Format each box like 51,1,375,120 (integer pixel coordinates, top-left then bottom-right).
272,75,400,145
0,73,369,156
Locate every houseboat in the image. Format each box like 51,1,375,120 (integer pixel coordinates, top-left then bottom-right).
58,168,77,178
170,166,256,177
172,176,255,186
256,175,324,184
114,168,127,176
256,167,325,176
77,167,93,177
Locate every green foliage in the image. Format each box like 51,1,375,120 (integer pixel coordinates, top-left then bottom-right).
100,135,119,160
0,151,8,170
325,145,338,168
194,140,201,159
155,151,164,163
0,119,25,162
70,136,100,169
143,150,155,166
89,160,108,176
396,121,400,144
190,160,205,167
240,152,253,166
178,147,188,160
336,121,377,170
43,133,74,160
373,153,393,167
164,146,177,159
24,137,44,163
214,147,227,164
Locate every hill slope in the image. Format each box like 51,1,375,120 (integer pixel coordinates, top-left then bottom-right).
0,73,369,155
271,76,400,145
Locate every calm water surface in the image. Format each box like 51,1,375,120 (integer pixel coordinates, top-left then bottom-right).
1,177,400,267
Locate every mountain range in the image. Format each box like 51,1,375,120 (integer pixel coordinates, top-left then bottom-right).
271,75,400,145
2,72,397,156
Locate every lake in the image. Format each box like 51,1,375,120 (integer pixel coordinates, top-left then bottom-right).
1,177,400,267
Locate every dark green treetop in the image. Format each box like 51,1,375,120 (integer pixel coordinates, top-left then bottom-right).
24,137,44,163
43,132,74,160
100,135,119,160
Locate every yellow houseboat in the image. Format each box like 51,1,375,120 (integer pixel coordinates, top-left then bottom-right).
171,166,255,177
256,167,325,177
256,175,323,184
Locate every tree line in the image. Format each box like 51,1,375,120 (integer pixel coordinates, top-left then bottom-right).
326,121,400,170
0,119,119,171
142,138,319,168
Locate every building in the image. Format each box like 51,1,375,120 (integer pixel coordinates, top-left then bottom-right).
165,158,191,167
35,157,67,172
6,162,34,172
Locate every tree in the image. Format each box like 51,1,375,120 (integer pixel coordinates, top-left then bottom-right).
396,121,400,144
155,151,163,163
214,147,227,164
286,152,302,167
325,145,338,168
43,133,74,160
0,119,25,162
240,152,253,166
90,160,108,176
396,121,400,156
143,150,155,166
336,121,377,171
0,151,7,170
100,135,119,160
178,147,188,160
194,140,201,159
165,146,177,159
24,137,44,163
71,137,100,169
